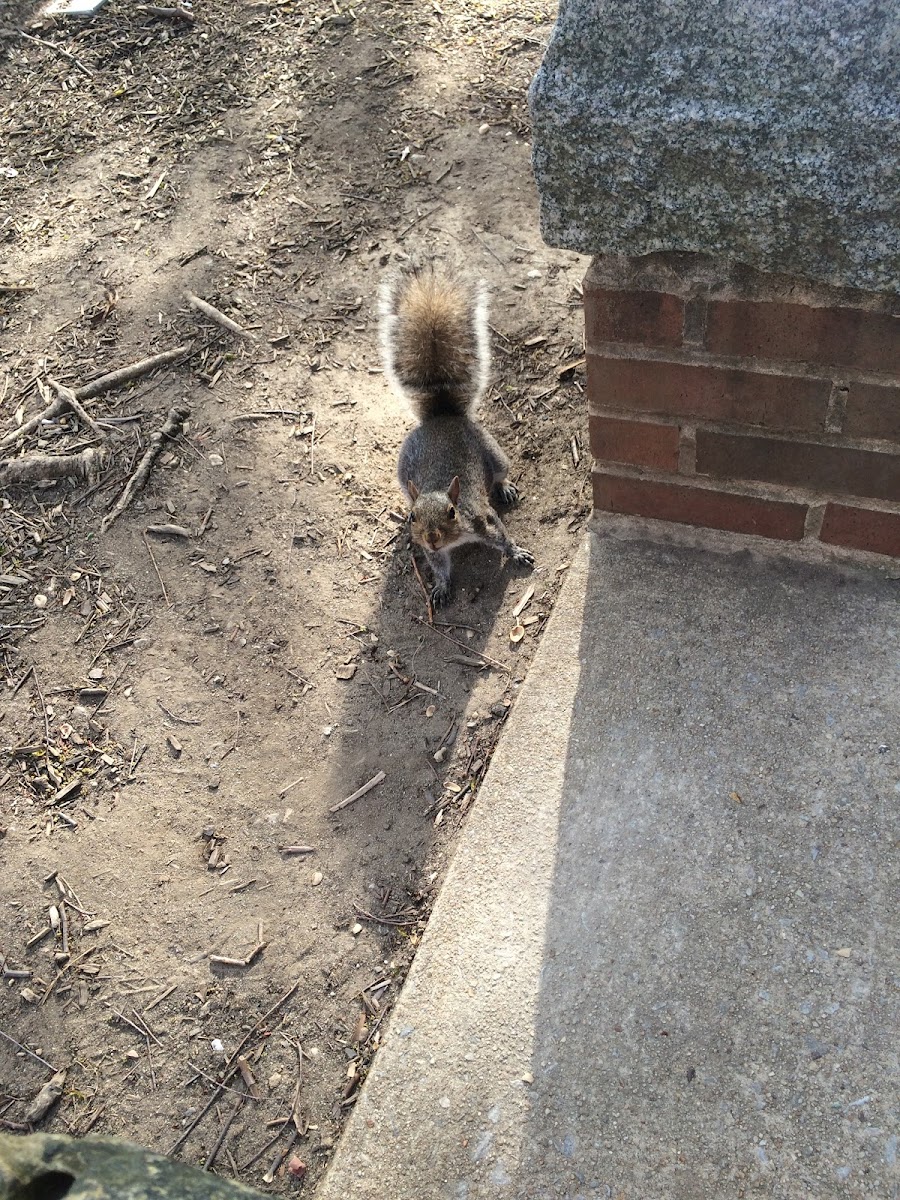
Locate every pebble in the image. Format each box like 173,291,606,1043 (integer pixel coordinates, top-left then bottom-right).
210,1038,225,1058
351,922,363,936
208,453,225,466
312,870,323,886
33,594,48,609
479,122,490,134
208,775,221,791
268,1071,283,1089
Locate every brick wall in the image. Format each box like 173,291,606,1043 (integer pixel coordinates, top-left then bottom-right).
585,255,900,558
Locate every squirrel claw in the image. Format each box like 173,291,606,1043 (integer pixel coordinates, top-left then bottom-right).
510,545,535,567
495,481,519,506
430,582,451,608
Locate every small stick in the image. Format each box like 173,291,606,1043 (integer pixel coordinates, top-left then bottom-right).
209,941,267,969
20,30,92,78
40,945,96,1006
229,410,302,423
47,379,106,440
144,983,177,1012
0,283,35,294
11,665,34,697
169,1083,228,1155
185,1064,248,1100
236,1055,263,1099
277,775,305,798
240,1122,291,1171
355,906,421,928
186,291,255,341
146,523,192,539
0,1028,59,1073
263,1129,298,1184
75,345,191,401
101,405,190,532
137,4,196,21
142,532,170,606
329,770,386,814
410,550,433,625
204,1097,245,1171
109,1008,150,1041
223,978,303,1076
414,616,508,671
278,846,314,856
0,395,66,450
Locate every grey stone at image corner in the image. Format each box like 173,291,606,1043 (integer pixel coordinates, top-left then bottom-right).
0,1131,267,1198
528,0,900,295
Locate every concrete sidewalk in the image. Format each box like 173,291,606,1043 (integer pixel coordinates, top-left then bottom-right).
319,528,899,1200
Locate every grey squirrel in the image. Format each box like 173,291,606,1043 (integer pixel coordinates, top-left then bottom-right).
379,260,535,607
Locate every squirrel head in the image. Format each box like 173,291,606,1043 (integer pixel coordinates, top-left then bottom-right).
407,476,462,552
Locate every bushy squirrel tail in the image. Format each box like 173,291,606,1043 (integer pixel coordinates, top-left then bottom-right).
379,260,490,420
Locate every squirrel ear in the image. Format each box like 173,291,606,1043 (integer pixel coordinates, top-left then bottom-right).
407,479,419,502
448,476,461,505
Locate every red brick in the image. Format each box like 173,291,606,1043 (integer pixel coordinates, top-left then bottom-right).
820,503,900,558
844,382,900,442
593,470,808,541
705,300,900,373
584,287,683,350
695,431,900,503
589,415,680,471
586,354,829,433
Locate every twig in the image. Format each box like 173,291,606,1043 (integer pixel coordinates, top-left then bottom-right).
20,30,92,78
263,1129,298,1184
76,346,191,401
137,4,196,21
157,700,199,725
144,983,177,1013
0,1028,59,1073
204,1097,245,1171
277,775,305,798
414,616,508,671
169,1083,228,1155
11,664,34,697
142,532,170,606
40,946,96,1006
186,291,255,341
33,668,50,748
329,770,386,814
229,410,302,422
223,978,303,1076
240,1122,291,1171
471,226,504,266
355,906,422,928
47,379,106,440
410,549,433,625
101,405,190,532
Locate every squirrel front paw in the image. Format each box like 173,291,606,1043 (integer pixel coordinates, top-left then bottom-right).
495,481,519,506
510,544,535,567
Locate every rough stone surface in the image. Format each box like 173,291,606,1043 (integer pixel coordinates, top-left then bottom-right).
0,1132,267,1198
528,1,900,294
319,527,900,1199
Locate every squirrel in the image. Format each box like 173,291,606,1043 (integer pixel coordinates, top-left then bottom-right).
379,259,535,607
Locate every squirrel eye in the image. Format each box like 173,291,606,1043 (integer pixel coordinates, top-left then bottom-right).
447,506,456,519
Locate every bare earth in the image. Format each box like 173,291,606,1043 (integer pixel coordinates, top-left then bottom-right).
0,0,588,1191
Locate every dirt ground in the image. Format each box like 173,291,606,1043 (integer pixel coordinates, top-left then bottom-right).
0,0,589,1190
